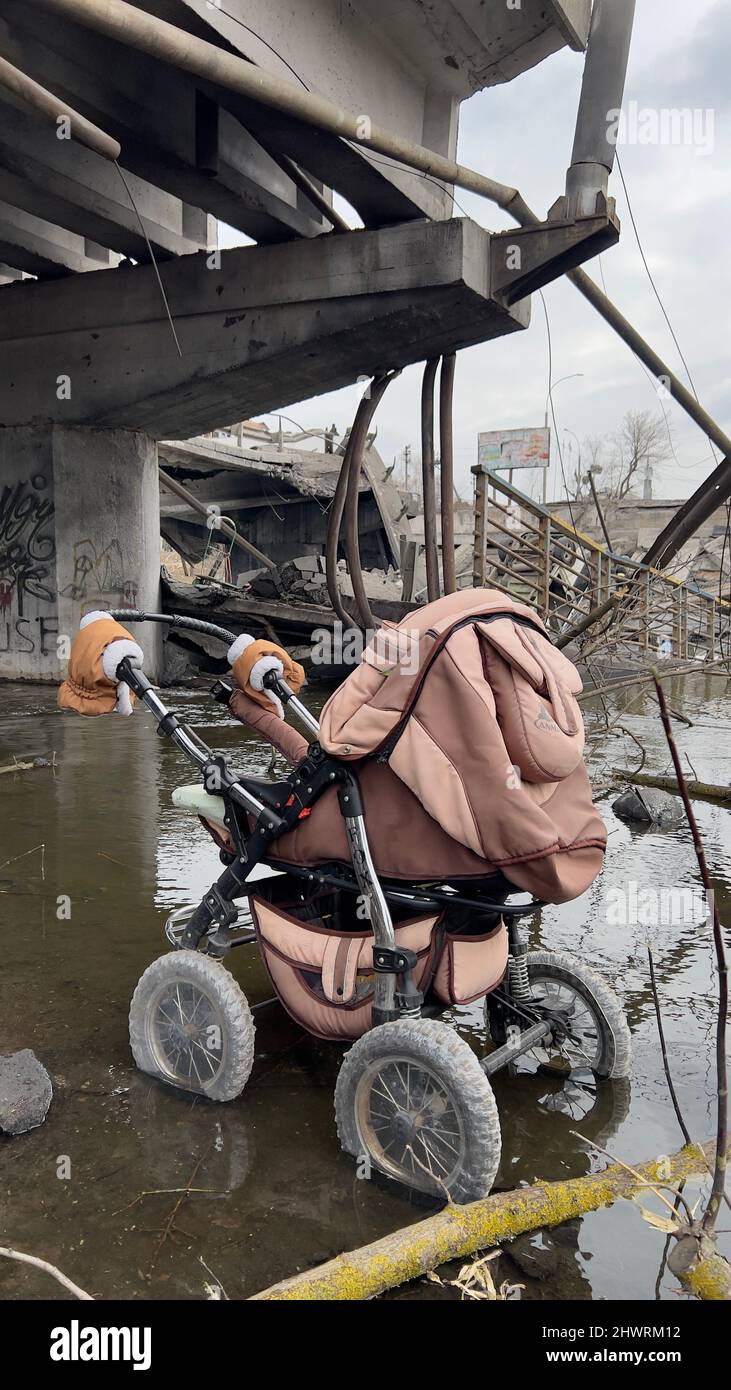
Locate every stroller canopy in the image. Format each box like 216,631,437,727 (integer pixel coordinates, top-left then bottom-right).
303,589,606,904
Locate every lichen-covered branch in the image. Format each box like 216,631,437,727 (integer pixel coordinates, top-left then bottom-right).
251,1139,727,1302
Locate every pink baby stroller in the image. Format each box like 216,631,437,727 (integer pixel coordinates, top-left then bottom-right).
110,589,629,1203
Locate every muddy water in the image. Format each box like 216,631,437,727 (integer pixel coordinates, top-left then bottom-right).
1,671,730,1301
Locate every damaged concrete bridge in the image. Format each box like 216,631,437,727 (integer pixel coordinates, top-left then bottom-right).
0,0,639,679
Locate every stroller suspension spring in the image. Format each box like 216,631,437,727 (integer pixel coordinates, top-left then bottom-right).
508,928,532,1003
395,996,423,1020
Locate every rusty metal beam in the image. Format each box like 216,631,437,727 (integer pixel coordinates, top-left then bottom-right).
641,455,731,572
158,467,276,573
0,51,119,160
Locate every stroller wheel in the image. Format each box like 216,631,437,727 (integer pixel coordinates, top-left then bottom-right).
335,1019,501,1203
129,950,255,1101
490,950,631,1081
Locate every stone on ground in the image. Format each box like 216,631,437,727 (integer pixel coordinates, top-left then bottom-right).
0,1050,53,1135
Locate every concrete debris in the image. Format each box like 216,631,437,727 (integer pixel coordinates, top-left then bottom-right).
611,785,685,828
250,556,403,607
0,1050,53,1135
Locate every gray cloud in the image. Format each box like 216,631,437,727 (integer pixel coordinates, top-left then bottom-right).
629,0,731,112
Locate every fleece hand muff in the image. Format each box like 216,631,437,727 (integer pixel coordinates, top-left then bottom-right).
58,611,143,717
228,635,305,718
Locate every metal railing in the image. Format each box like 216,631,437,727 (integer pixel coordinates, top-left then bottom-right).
472,467,729,660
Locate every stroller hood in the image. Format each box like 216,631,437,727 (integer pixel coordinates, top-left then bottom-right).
317,589,605,902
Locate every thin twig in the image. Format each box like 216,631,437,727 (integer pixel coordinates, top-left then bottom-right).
647,946,692,1146
149,1145,212,1269
578,656,731,704
684,751,699,782
614,723,647,774
652,670,728,1234
0,843,45,871
0,1246,93,1300
200,1255,229,1301
572,1131,694,1225
111,1187,219,1217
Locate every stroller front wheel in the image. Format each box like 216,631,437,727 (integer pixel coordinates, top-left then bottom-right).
335,1019,501,1203
129,950,255,1101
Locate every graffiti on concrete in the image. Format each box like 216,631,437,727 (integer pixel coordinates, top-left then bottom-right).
0,613,58,657
0,473,56,617
60,538,138,609
0,472,58,658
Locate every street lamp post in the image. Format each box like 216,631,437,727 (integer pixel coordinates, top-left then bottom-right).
543,373,584,504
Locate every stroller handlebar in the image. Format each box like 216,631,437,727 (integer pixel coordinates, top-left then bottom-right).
262,669,321,739
108,608,321,738
114,655,282,828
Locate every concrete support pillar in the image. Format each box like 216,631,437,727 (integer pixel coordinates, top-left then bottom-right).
0,424,160,681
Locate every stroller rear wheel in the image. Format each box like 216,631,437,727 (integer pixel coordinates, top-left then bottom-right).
489,949,631,1081
335,1019,501,1203
129,950,255,1101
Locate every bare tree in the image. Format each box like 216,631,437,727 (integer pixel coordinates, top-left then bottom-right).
565,412,672,504
566,433,611,501
606,409,671,500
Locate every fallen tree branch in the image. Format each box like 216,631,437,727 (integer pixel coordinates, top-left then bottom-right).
250,1138,728,1302
611,768,730,803
0,1246,94,1300
670,1240,731,1300
555,595,620,650
578,657,731,704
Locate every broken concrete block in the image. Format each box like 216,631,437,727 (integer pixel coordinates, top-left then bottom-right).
0,1050,53,1135
612,786,685,829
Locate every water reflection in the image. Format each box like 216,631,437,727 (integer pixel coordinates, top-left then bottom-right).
1,674,729,1300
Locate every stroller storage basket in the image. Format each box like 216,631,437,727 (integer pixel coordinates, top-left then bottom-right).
433,924,508,1006
250,879,509,1037
250,884,441,1041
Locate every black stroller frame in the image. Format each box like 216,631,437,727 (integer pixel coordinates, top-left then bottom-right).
112,610,555,1076
108,610,632,1201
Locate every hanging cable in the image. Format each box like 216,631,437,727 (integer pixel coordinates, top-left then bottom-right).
114,161,182,357
421,358,441,602
439,353,457,594
325,439,358,628
615,154,716,464
326,374,395,629
539,292,578,537
343,373,398,630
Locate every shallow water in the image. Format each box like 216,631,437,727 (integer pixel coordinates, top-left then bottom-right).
1,670,729,1301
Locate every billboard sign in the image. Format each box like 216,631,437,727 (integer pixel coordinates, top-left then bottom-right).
477,426,550,471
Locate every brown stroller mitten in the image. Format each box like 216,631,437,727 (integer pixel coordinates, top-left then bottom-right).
229,687,308,766
58,610,144,717
227,634,305,719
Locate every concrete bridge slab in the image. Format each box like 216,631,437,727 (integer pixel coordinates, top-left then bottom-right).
0,217,529,438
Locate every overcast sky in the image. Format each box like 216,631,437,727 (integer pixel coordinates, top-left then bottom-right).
222,0,729,504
